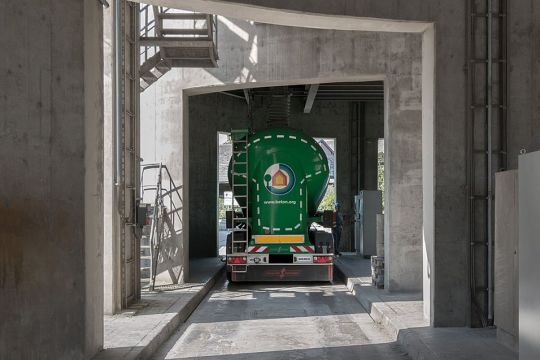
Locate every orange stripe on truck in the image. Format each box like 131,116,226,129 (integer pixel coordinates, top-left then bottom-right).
254,235,304,244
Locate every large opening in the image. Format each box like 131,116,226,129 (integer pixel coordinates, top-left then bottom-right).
217,131,233,256
186,81,385,261
314,137,337,212
99,2,439,356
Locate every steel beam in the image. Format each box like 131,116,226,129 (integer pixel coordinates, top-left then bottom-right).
303,84,319,114
139,38,214,47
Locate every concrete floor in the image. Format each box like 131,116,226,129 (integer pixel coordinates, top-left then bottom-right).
336,256,517,360
94,259,224,360
152,278,410,360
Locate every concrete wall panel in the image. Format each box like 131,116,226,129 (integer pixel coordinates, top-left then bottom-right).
508,1,540,169
0,0,104,358
494,170,518,351
519,151,540,360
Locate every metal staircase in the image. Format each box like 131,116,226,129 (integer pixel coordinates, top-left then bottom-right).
139,4,219,92
140,163,183,290
230,130,250,260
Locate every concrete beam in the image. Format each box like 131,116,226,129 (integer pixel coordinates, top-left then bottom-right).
303,84,319,114
131,0,431,33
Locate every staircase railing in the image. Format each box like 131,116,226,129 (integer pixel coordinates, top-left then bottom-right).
139,5,170,64
140,163,183,290
138,4,219,92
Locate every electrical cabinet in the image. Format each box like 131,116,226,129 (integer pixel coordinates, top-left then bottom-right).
354,191,382,257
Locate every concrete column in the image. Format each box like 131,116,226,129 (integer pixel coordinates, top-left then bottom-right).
103,3,121,314
0,0,104,358
84,0,105,353
431,4,469,326
508,0,540,170
422,26,435,321
140,72,187,283
384,36,424,292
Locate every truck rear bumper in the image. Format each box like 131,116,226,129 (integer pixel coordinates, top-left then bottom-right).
227,264,333,282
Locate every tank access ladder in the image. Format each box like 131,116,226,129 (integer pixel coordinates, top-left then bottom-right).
230,130,250,269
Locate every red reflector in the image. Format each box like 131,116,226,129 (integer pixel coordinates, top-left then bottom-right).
313,256,333,264
228,256,247,264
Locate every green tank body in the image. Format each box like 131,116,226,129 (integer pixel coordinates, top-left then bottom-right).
229,127,329,253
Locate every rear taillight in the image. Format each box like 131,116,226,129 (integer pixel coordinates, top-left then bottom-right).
313,256,332,264
228,256,247,264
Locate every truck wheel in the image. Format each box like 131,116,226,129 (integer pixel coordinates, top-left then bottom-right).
226,271,232,283
226,233,232,255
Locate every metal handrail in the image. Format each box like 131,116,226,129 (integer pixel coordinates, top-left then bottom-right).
139,6,216,63
141,163,183,222
140,163,183,290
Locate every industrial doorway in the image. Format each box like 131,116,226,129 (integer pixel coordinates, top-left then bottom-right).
314,138,337,212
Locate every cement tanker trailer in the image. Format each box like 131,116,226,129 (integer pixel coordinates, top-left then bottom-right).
226,127,334,282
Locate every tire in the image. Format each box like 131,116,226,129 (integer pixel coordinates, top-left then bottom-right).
226,233,232,255
226,271,233,283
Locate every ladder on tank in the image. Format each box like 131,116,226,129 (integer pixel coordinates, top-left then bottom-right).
230,130,249,263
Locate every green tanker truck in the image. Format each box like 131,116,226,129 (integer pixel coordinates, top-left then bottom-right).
226,127,335,282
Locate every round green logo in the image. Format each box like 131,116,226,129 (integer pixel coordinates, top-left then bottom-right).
263,163,296,195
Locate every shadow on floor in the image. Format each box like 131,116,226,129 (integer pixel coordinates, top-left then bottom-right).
163,343,409,360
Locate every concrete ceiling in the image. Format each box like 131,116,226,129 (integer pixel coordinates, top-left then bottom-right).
223,81,384,103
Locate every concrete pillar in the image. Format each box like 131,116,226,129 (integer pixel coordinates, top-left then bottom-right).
384,36,424,292
140,72,187,282
103,3,121,314
508,0,540,170
422,26,435,321
0,0,104,358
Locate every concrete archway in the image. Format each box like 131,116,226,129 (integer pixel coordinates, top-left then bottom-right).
138,6,435,322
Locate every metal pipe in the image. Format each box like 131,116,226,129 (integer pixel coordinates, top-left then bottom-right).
486,0,494,325
114,0,122,185
466,0,475,326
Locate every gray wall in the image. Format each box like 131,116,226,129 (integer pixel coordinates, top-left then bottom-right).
494,170,519,351
188,93,250,258
360,102,385,191
508,1,540,169
0,0,103,358
519,151,540,360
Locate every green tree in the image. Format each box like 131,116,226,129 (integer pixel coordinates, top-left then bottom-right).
318,185,336,211
378,151,384,211
217,196,226,219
